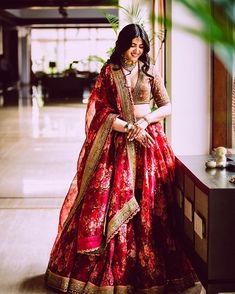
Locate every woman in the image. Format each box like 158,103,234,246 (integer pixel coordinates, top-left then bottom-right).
45,24,201,293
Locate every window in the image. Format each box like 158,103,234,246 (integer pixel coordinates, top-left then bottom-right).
31,28,116,74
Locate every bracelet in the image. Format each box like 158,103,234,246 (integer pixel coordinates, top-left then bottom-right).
143,116,151,125
124,123,133,133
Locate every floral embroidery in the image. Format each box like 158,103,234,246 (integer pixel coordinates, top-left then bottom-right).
45,64,198,293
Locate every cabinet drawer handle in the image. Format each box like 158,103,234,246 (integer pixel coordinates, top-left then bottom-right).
176,187,183,208
194,212,206,239
184,197,193,222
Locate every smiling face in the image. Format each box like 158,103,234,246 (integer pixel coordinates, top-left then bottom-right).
123,37,144,63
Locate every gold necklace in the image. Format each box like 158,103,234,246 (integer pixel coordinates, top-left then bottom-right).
120,57,137,73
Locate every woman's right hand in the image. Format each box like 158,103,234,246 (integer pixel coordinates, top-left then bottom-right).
129,128,155,148
127,124,143,141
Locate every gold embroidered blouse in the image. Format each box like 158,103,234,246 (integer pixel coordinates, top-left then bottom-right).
132,64,170,107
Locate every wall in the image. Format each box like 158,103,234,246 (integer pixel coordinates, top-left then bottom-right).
165,1,211,155
1,24,19,83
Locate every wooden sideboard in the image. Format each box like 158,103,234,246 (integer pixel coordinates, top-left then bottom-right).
174,155,235,294
41,72,98,102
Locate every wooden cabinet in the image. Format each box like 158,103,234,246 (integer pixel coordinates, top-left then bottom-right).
175,155,235,294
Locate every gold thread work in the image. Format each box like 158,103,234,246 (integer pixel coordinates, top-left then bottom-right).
46,269,166,294
59,113,117,237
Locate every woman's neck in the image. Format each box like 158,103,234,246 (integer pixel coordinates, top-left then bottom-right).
120,57,138,73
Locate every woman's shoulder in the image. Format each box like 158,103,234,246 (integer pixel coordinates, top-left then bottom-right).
99,62,117,75
96,62,117,86
97,63,112,80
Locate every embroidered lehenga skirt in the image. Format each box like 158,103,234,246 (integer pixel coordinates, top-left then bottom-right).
45,122,198,293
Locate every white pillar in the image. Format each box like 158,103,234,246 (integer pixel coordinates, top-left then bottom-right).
18,27,31,87
165,1,211,155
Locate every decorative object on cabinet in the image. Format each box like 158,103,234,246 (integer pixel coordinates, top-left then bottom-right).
229,175,235,184
214,146,227,168
205,146,228,169
205,159,217,169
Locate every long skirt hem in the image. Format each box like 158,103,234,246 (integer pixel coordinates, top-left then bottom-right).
45,268,198,294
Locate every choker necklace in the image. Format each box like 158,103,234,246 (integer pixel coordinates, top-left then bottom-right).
121,57,137,73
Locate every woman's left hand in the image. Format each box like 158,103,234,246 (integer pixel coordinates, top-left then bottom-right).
127,124,142,141
134,130,155,148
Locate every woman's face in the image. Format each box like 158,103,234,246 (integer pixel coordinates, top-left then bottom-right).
123,37,144,62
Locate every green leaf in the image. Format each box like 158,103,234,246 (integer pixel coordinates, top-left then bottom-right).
104,13,119,34
87,55,106,64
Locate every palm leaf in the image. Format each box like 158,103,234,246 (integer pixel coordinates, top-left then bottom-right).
104,13,119,34
118,3,145,26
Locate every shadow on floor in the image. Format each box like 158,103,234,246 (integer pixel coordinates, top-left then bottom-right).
19,274,56,293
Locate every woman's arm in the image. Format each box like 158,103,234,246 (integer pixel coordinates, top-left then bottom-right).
112,117,154,147
135,66,171,128
112,117,128,133
131,102,171,133
112,104,171,133
141,102,171,125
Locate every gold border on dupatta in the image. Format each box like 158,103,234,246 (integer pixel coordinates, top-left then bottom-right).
45,269,165,294
59,113,117,236
111,66,137,187
106,197,139,243
106,66,140,244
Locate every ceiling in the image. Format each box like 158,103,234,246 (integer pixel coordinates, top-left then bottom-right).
0,0,119,27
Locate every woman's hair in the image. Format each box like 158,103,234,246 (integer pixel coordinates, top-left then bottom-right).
107,23,152,78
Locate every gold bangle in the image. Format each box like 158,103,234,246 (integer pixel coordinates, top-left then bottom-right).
143,116,150,125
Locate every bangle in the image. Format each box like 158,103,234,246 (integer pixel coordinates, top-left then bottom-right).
143,116,151,125
124,123,133,133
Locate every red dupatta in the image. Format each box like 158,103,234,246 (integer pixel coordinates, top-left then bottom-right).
51,64,140,255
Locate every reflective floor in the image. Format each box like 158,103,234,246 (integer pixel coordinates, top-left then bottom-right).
0,99,86,293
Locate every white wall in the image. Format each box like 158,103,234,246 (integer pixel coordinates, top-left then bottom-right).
18,27,31,86
166,1,211,155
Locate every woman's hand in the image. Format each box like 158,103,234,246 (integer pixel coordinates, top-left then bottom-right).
127,118,148,141
126,117,154,147
127,124,143,141
135,118,149,130
127,126,155,148
134,129,155,148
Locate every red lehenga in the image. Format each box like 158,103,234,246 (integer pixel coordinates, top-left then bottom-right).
45,63,199,293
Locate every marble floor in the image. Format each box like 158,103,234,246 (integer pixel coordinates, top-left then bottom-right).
0,100,86,293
